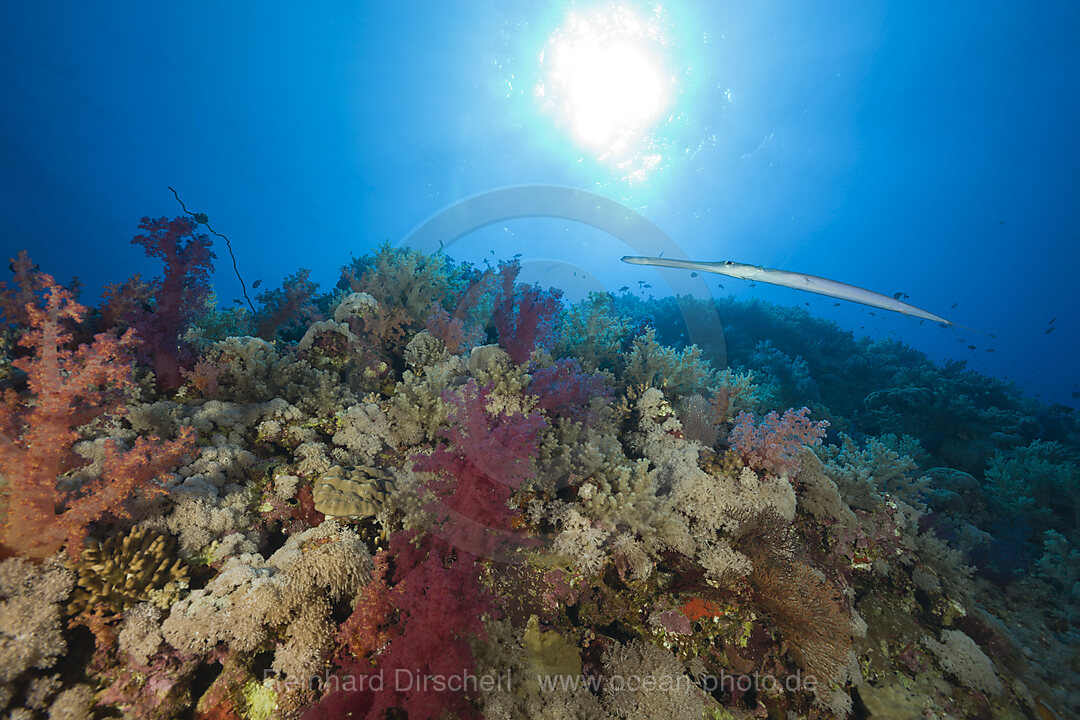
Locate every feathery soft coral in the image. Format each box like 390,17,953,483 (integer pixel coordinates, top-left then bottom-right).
729,407,828,477
414,380,545,558
310,532,493,720
0,277,195,560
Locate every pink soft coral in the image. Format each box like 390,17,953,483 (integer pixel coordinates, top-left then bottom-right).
0,277,195,560
306,533,494,720
729,407,828,477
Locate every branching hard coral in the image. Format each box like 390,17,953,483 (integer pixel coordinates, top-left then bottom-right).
0,278,196,560
68,526,189,615
493,260,563,365
729,407,828,477
130,216,216,391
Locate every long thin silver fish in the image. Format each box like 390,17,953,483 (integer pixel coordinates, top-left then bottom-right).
621,255,955,325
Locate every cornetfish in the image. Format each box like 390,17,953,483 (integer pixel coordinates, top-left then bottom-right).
621,255,954,325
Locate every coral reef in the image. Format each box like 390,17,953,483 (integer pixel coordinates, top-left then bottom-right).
0,239,1076,720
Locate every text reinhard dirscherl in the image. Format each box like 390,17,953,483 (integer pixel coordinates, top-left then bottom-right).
264,668,818,695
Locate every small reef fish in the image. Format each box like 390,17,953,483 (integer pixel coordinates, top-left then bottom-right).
622,256,958,326
251,279,262,289
893,291,910,300
1045,327,1056,334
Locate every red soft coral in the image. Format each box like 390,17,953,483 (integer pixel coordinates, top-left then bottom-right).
254,268,322,341
729,407,828,477
528,357,612,423
336,549,395,661
309,532,494,720
492,260,562,364
0,277,195,560
413,380,545,559
130,216,215,391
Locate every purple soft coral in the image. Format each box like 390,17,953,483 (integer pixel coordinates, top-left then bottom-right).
414,380,545,558
492,260,563,364
529,358,612,423
130,216,215,391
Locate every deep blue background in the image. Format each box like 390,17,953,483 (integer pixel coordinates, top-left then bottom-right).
1,1,1077,405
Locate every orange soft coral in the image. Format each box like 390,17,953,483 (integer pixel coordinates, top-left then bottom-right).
0,277,194,560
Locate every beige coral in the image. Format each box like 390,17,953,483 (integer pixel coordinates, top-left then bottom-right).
313,465,396,518
161,520,371,680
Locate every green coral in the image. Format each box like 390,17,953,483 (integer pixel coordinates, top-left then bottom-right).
554,291,631,372
242,679,278,720
624,328,715,398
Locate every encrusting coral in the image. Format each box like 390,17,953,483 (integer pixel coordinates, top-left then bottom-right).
312,464,396,518
0,236,1075,719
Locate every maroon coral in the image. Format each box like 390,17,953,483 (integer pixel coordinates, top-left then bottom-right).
307,532,494,720
492,260,563,364
0,277,195,560
254,268,323,341
529,357,612,423
413,380,545,558
130,216,215,391
729,407,828,477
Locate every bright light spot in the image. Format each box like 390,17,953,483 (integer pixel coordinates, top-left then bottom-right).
536,3,675,182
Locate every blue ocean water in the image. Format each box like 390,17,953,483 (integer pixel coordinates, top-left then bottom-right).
2,1,1077,405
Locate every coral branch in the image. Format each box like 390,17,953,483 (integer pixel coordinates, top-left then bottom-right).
0,278,194,560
